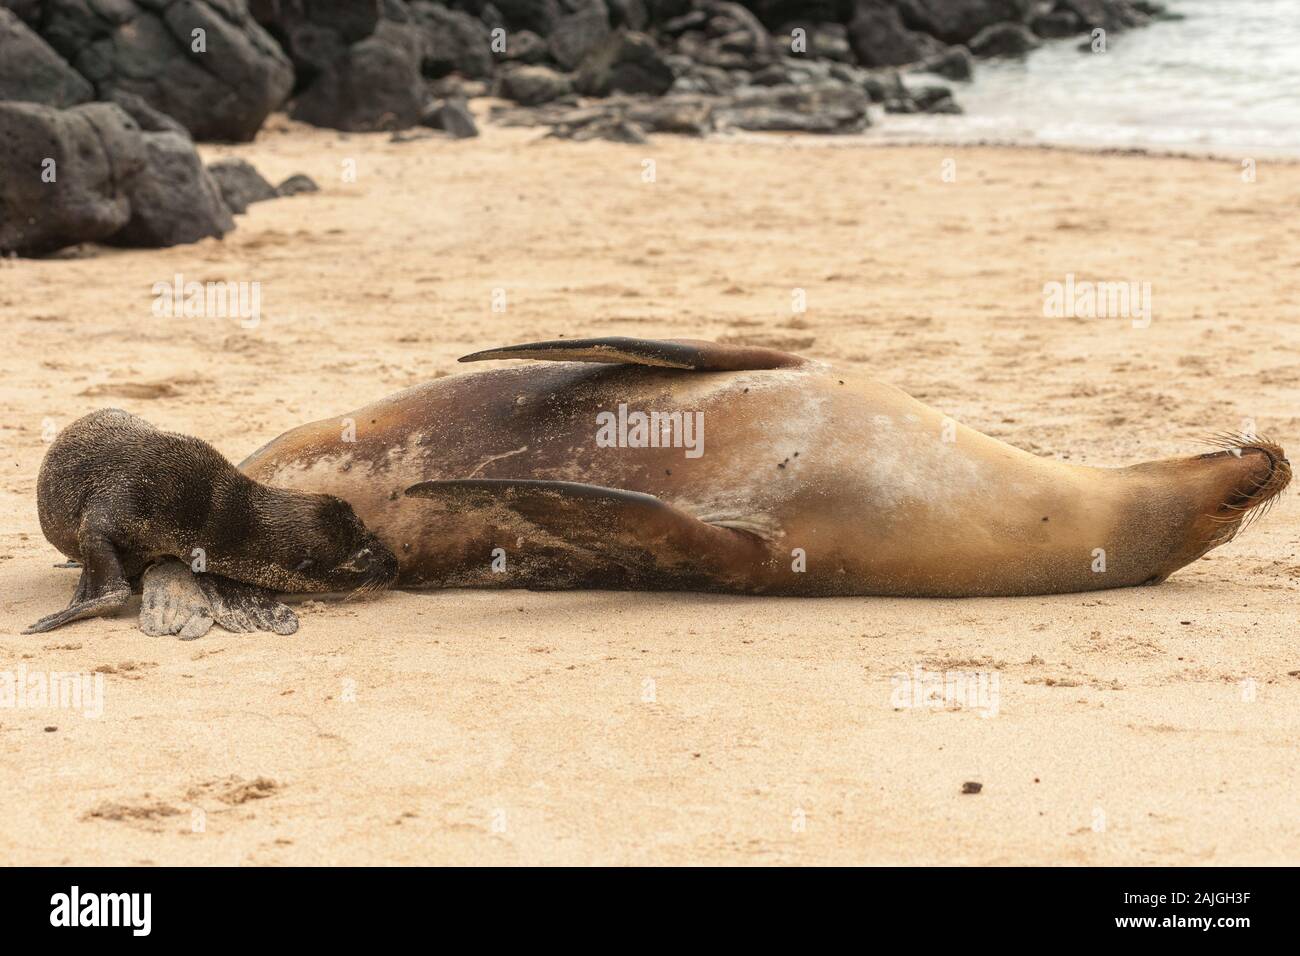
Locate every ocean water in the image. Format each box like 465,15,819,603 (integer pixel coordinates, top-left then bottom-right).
878,0,1300,156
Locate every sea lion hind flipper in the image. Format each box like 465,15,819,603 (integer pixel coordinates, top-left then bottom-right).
23,587,131,634
457,337,807,371
197,575,299,636
24,533,130,634
404,478,771,589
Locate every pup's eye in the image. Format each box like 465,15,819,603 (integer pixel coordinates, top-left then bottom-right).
295,558,315,572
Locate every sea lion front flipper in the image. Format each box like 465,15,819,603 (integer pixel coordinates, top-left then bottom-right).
197,575,299,636
458,336,808,371
139,559,216,639
24,531,130,634
405,478,772,589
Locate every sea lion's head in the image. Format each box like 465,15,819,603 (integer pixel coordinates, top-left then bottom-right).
244,491,400,595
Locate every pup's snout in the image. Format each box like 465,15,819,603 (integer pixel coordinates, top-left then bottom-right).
344,542,399,585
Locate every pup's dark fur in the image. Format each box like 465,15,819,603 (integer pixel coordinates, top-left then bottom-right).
26,409,398,634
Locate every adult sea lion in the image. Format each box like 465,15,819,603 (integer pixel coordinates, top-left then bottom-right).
25,409,398,634
230,336,1290,600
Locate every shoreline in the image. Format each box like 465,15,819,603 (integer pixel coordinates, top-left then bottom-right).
694,127,1300,164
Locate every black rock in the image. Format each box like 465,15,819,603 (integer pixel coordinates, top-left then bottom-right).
908,82,961,112
0,8,93,108
501,29,550,63
493,0,561,35
207,158,278,215
110,130,234,248
38,0,293,142
748,61,794,86
776,20,853,62
715,83,870,134
276,174,320,197
882,96,916,113
860,70,893,103
668,61,736,95
625,96,715,135
606,0,648,31
429,74,491,98
549,115,647,143
0,101,144,256
740,1,853,30
894,0,1033,45
575,30,675,97
410,1,494,78
698,0,778,66
421,98,480,138
1130,1,1169,16
106,90,190,136
549,0,611,70
847,0,941,67
491,102,602,128
1030,10,1083,38
662,9,709,35
291,16,428,131
827,60,872,86
249,0,383,76
1061,0,1151,31
0,0,42,27
715,105,858,133
498,64,574,105
912,45,974,81
968,22,1041,57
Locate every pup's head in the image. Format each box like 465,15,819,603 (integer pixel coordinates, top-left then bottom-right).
248,492,399,595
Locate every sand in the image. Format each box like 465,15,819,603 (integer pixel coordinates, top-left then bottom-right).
2,115,1298,865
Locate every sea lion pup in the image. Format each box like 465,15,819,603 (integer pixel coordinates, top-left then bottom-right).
25,409,398,635
232,336,1290,598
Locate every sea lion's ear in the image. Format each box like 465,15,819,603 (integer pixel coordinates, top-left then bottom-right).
404,478,772,588
457,336,807,371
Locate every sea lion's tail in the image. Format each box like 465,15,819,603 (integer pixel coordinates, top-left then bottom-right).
1121,436,1290,583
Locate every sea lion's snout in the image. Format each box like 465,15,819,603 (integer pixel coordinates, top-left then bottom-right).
270,493,400,595
341,542,400,589
320,529,399,594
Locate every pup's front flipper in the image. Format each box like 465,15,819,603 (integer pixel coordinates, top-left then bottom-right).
197,576,298,635
24,531,130,634
139,559,215,639
138,562,298,638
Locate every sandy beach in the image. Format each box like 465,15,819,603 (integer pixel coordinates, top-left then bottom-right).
2,117,1298,865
